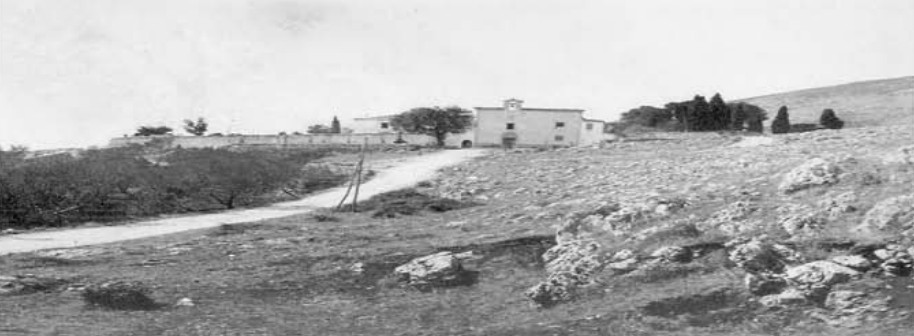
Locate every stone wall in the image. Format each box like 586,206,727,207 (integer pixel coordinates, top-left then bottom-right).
108,133,444,149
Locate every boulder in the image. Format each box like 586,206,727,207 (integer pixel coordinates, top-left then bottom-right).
650,246,692,263
759,287,808,307
394,252,465,287
830,255,873,270
728,240,793,273
778,158,841,194
856,194,914,235
784,261,860,290
745,273,789,296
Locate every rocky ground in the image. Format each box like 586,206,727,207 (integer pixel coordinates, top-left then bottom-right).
2,125,914,335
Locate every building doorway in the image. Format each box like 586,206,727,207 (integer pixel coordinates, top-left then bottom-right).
501,132,518,149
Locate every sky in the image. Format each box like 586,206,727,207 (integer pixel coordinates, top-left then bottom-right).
1,0,913,149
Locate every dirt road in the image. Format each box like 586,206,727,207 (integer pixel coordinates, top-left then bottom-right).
0,149,488,255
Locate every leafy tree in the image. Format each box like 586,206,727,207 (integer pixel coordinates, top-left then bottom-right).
183,118,208,136
619,106,673,129
307,124,333,134
391,106,474,147
134,126,173,136
771,106,791,134
331,116,342,134
820,109,845,129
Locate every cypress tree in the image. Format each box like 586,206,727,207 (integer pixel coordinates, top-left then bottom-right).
771,106,791,134
690,95,711,131
331,116,342,133
731,103,746,131
709,93,730,131
819,109,845,129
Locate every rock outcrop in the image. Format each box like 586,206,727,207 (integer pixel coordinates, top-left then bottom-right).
779,158,841,194
394,252,467,288
856,194,914,236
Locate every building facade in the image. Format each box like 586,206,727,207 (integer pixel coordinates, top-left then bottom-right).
474,99,606,148
351,115,397,134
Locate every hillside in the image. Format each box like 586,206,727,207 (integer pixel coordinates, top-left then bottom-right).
738,76,914,127
3,124,914,335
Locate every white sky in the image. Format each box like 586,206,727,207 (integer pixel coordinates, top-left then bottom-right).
2,0,913,149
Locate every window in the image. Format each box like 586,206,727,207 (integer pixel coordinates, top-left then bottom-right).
586,123,594,130
555,135,564,141
380,122,389,129
555,122,565,128
506,123,515,130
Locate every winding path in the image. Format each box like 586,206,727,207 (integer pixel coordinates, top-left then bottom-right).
0,149,487,255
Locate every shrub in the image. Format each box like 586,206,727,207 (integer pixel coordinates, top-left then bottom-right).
345,188,476,218
789,123,820,133
771,106,791,134
82,281,158,310
310,213,340,222
819,109,845,129
0,147,343,229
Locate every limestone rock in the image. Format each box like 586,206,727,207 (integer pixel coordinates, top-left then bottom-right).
784,261,860,290
542,241,604,279
830,255,872,270
729,240,794,273
0,275,64,295
759,287,808,307
650,246,692,263
745,273,789,296
856,194,914,235
819,192,857,219
175,297,195,307
394,252,465,287
779,158,841,194
701,201,761,235
527,240,605,306
779,211,827,236
882,145,914,165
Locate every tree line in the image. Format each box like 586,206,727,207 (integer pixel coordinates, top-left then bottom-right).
617,93,845,134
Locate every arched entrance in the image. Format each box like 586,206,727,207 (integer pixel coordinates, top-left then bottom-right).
501,132,518,149
461,140,473,148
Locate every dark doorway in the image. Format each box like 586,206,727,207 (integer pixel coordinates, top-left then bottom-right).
461,140,473,148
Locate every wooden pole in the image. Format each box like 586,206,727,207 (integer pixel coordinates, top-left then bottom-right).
335,159,361,212
351,139,368,212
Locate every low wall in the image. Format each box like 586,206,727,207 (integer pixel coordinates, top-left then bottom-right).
108,133,441,149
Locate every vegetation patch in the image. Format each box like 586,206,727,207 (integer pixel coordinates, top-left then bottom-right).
82,281,160,310
0,146,345,230
345,188,478,218
640,288,754,327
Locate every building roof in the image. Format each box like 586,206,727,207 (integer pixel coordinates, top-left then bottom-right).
583,118,606,123
474,107,584,113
